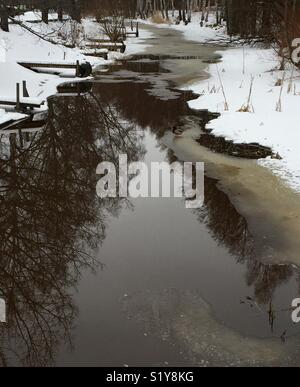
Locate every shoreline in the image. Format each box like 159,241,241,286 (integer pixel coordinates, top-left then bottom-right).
139,16,300,195
0,16,153,130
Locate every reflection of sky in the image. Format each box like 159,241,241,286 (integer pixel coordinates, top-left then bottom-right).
0,89,146,366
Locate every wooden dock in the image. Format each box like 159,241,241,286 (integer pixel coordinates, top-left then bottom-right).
86,41,126,54
0,96,44,109
0,82,44,112
17,60,93,78
126,22,139,38
80,50,109,60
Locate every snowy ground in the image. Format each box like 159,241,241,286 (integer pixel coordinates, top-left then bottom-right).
187,48,300,192
142,13,300,193
0,12,151,126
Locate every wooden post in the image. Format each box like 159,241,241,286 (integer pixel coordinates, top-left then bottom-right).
136,22,139,38
121,44,126,54
71,0,82,23
41,1,49,24
0,5,9,32
58,1,63,22
76,60,80,77
22,81,29,98
16,83,21,112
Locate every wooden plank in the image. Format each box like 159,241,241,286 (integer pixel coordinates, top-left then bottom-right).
18,61,78,70
17,61,93,78
86,42,124,48
88,38,124,44
80,50,108,60
16,83,21,111
0,99,43,108
0,96,43,104
85,43,126,53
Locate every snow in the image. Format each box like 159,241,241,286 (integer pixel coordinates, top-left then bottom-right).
18,11,67,23
0,109,25,125
186,48,300,192
174,22,227,44
2,25,97,64
7,13,298,193
0,13,151,126
123,29,153,56
82,17,153,57
143,12,300,193
0,39,6,62
0,21,103,119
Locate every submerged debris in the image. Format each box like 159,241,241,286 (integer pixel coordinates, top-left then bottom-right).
197,132,279,160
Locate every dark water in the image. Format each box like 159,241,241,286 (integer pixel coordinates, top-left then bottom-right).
0,56,300,367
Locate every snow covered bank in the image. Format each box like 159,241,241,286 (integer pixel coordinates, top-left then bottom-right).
142,13,300,193
81,18,153,58
0,20,104,126
0,13,151,126
187,46,300,193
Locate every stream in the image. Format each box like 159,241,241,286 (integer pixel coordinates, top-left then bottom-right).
0,24,300,367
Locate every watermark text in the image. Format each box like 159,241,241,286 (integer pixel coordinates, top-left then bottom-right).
96,155,204,209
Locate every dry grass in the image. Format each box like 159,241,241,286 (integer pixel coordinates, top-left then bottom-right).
276,72,286,112
237,76,255,113
287,66,295,94
151,12,168,24
275,78,283,87
216,64,229,111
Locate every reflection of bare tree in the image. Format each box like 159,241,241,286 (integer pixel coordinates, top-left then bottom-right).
194,176,254,261
92,81,196,138
245,262,293,305
93,78,296,310
163,147,294,309
0,91,144,366
196,176,294,307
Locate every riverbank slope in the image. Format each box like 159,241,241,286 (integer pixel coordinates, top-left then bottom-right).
140,14,300,193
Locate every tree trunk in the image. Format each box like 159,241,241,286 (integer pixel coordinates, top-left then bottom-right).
57,1,63,22
71,0,82,23
41,1,49,24
0,4,9,32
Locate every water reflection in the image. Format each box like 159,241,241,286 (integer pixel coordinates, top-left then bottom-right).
92,77,298,314
161,149,296,338
107,59,170,75
0,91,144,366
200,176,296,309
92,80,198,138
0,70,299,366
